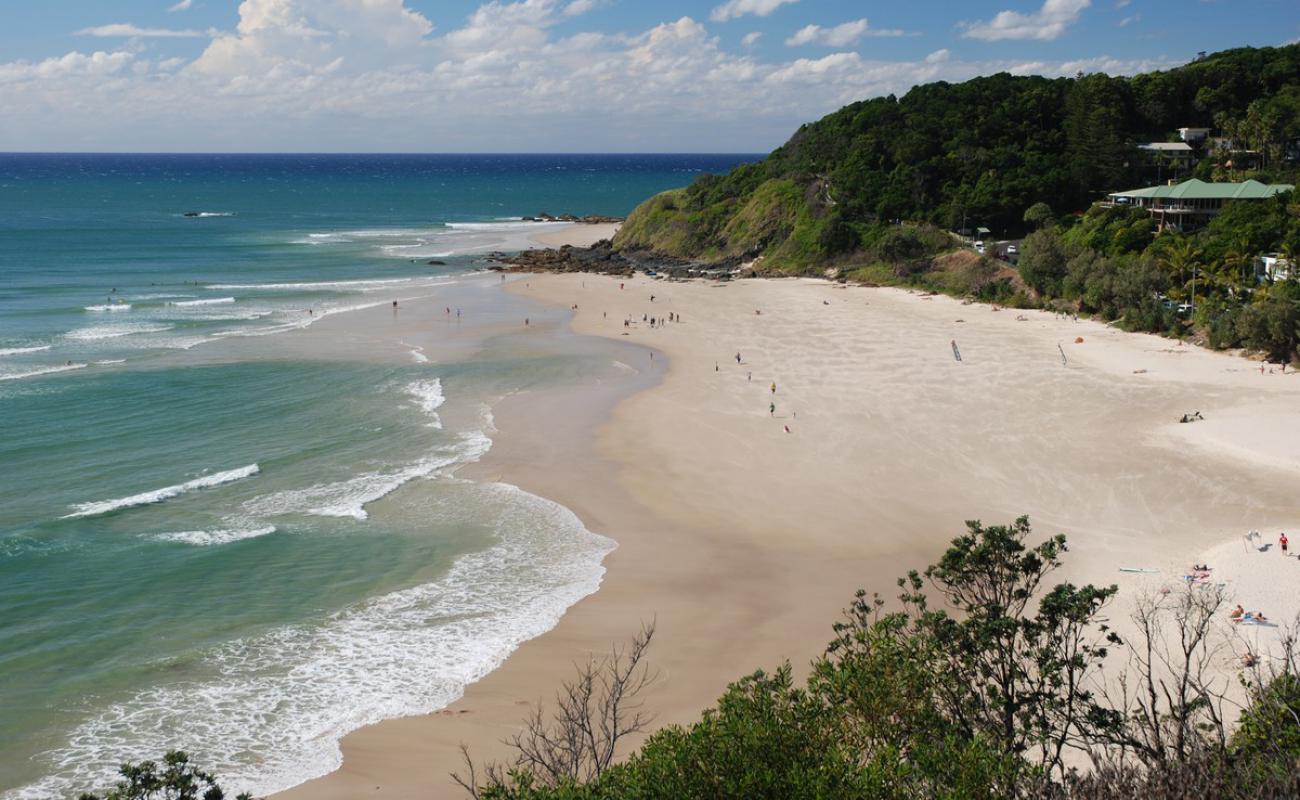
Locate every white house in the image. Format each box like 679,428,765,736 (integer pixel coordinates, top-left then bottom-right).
1255,254,1293,282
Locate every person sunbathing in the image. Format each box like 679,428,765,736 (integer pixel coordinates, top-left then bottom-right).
1230,605,1245,620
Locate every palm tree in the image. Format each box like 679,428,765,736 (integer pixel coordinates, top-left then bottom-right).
1222,240,1252,298
1158,235,1202,309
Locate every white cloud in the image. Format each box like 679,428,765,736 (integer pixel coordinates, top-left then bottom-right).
193,0,434,76
563,0,598,15
0,0,1182,152
785,19,904,47
75,23,206,38
1118,13,1139,26
0,51,137,84
167,0,194,11
962,0,1091,41
741,31,762,47
710,0,798,23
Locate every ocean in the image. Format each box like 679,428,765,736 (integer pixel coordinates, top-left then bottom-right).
0,153,759,798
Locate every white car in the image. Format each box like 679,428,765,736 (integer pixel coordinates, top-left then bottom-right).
974,241,985,254
1006,244,1018,256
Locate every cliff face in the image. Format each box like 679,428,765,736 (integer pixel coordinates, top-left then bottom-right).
611,44,1300,274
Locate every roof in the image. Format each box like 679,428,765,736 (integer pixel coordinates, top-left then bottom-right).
1138,142,1194,153
1109,178,1295,201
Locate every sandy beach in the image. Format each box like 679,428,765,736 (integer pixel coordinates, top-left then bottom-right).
280,267,1300,799
528,222,621,248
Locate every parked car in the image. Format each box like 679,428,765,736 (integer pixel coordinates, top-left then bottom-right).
1006,244,1018,256
974,240,985,254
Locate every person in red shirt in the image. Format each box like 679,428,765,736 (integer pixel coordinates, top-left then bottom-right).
1280,532,1289,554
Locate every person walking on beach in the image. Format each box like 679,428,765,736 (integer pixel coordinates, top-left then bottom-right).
1281,532,1289,555
770,381,777,395
769,402,775,416
736,352,742,364
747,371,752,382
524,317,529,326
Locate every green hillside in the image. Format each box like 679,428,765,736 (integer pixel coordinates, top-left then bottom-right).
614,44,1300,274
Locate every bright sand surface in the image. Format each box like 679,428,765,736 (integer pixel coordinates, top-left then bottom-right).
528,222,621,248
280,273,1300,799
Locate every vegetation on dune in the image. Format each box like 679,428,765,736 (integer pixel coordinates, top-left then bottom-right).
457,518,1300,800
614,43,1300,360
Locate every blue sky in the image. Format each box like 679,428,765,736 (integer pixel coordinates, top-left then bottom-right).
1,0,1297,152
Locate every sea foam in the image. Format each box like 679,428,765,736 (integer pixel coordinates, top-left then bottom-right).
168,297,235,307
242,432,487,521
0,345,52,357
405,378,444,428
154,526,277,547
64,464,260,518
11,481,615,800
64,323,173,341
0,363,88,381
208,278,415,291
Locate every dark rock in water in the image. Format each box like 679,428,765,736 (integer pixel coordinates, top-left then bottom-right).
182,211,201,217
528,212,625,225
427,260,447,266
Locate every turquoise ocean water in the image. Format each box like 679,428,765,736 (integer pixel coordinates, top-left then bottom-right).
0,154,758,797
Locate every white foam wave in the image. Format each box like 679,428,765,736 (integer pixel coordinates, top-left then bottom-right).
10,481,615,800
95,359,127,365
64,464,260,518
244,432,488,521
398,341,429,363
154,526,277,547
0,345,51,357
208,278,414,291
64,323,173,340
444,221,567,230
169,297,235,307
184,212,234,218
405,378,444,428
84,304,131,312
0,363,88,382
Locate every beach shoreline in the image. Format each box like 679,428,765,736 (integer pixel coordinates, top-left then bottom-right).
278,269,1300,800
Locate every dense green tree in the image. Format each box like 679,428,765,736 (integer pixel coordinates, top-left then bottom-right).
78,752,252,800
1018,228,1070,295
1023,202,1055,229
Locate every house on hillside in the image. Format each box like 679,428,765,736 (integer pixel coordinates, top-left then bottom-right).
1137,142,1195,179
1178,127,1211,144
1103,178,1294,231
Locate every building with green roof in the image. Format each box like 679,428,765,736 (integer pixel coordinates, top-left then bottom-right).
1105,178,1294,231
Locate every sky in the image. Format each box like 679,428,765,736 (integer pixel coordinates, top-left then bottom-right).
0,0,1296,153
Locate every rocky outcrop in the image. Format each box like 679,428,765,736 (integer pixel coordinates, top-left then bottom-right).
488,240,740,279
522,212,625,224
